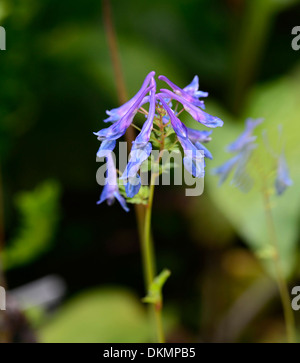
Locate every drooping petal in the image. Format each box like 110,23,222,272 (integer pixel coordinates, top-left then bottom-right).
104,71,155,123
125,174,142,198
114,192,130,212
275,152,293,195
160,89,224,128
97,153,129,212
97,139,116,158
194,141,213,160
186,128,213,159
158,75,205,108
227,118,264,152
187,128,212,143
183,151,205,178
122,142,152,180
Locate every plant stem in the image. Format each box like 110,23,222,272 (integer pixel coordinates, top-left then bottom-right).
143,177,165,343
102,1,165,342
262,189,296,343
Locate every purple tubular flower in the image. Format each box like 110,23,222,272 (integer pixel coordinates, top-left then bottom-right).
104,71,155,123
227,118,263,152
158,75,205,108
211,155,240,186
158,96,205,178
159,89,224,128
94,84,154,157
121,79,157,197
187,128,213,160
212,140,257,191
231,144,256,192
275,152,293,195
133,78,156,148
183,76,208,101
96,139,116,158
125,175,142,198
97,153,129,212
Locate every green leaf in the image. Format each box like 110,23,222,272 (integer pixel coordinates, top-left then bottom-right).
142,269,171,307
3,180,61,270
40,288,152,343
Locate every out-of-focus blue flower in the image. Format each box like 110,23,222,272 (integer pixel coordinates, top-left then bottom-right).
275,152,293,195
212,155,240,186
212,119,262,191
158,75,206,108
212,143,256,191
159,89,223,128
158,96,205,178
97,153,129,212
104,71,155,123
227,118,263,152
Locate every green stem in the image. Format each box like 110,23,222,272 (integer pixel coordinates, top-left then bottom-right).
143,178,165,343
262,189,296,343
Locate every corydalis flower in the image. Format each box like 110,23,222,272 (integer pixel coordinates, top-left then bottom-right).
97,152,129,212
187,128,213,160
158,96,205,178
275,152,293,196
212,118,262,192
158,75,206,109
103,71,155,123
159,89,223,128
95,71,224,207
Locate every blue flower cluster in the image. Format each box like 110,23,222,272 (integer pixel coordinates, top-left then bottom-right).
94,71,223,210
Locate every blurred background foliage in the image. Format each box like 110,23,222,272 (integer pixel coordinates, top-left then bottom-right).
0,0,300,343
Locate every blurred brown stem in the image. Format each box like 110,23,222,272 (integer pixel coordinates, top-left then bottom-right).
102,0,146,240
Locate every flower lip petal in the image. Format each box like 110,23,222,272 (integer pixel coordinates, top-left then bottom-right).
97,153,129,212
158,75,205,108
183,75,209,99
160,89,224,128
